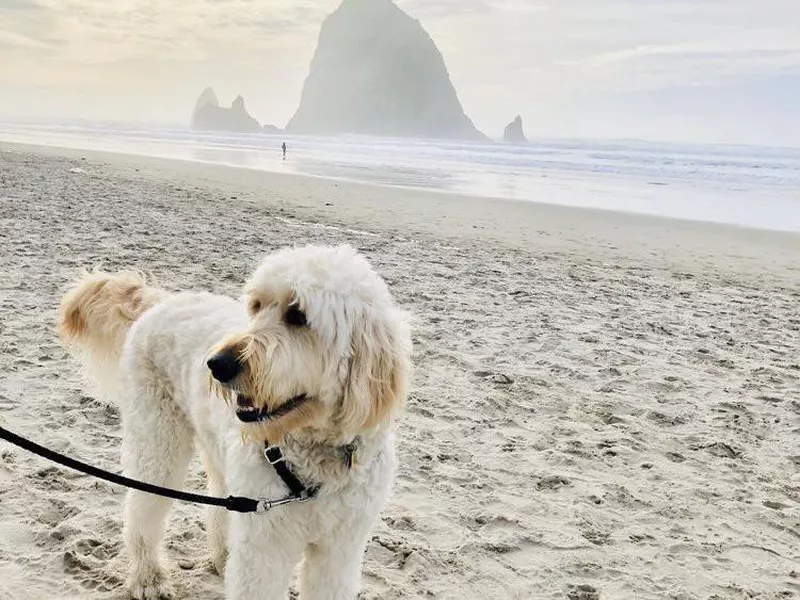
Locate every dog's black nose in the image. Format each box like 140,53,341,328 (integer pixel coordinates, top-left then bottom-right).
207,349,243,383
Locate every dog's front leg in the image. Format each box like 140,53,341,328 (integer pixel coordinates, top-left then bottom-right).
199,448,228,575
225,512,305,600
298,521,373,600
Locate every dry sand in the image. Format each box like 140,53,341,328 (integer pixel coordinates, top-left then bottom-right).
0,143,798,599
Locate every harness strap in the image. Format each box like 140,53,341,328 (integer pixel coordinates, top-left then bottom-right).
264,444,315,498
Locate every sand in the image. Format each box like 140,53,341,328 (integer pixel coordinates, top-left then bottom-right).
0,143,798,600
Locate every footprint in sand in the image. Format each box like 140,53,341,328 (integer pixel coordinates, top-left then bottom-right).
535,475,571,491
567,583,600,600
63,548,123,593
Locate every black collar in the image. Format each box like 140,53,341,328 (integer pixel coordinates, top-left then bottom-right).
236,393,309,423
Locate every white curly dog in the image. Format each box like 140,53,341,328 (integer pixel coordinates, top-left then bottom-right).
59,245,412,600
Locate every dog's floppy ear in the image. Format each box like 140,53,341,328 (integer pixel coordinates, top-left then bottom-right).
337,308,411,436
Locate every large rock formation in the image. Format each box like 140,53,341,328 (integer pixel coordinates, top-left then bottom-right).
503,115,527,143
286,0,486,140
193,88,219,117
191,88,261,133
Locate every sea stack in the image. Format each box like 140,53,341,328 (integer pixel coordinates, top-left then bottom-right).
191,88,262,133
503,115,527,143
286,0,486,141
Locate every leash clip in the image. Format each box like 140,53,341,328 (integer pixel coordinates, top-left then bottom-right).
255,488,316,514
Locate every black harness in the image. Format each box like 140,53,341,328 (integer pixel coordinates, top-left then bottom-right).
237,395,357,505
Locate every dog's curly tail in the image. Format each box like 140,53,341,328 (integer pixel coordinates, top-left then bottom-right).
59,270,166,354
58,270,167,401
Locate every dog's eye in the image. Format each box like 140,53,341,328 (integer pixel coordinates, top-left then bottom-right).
248,299,262,315
284,304,307,328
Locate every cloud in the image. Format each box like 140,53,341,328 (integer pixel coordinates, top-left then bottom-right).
0,29,50,49
0,0,337,63
577,43,800,67
555,42,800,93
1,0,44,10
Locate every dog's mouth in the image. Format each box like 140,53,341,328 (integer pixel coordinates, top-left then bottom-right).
235,392,255,410
233,392,264,423
233,391,310,424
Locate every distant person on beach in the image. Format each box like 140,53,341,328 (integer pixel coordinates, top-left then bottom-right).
282,141,287,160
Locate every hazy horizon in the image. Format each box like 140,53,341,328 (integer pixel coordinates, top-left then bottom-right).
2,0,799,146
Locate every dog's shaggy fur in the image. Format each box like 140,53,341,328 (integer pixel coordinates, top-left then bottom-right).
58,245,412,600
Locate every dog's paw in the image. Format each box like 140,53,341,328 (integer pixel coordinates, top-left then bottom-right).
129,581,175,600
128,566,174,600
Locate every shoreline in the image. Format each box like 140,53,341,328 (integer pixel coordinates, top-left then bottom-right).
2,123,800,234
2,141,799,279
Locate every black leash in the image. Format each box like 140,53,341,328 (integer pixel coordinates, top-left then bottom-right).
0,425,315,514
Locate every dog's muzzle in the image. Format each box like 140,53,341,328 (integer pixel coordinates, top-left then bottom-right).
207,348,244,383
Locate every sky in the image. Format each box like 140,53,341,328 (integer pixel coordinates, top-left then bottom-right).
1,0,799,146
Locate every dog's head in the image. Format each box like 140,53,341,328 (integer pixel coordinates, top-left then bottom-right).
207,245,411,444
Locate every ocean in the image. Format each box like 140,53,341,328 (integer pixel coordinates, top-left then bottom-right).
1,120,799,232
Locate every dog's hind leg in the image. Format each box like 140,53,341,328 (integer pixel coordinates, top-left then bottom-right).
121,383,194,600
199,447,228,575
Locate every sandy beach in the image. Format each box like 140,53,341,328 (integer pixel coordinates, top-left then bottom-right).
1,143,798,599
